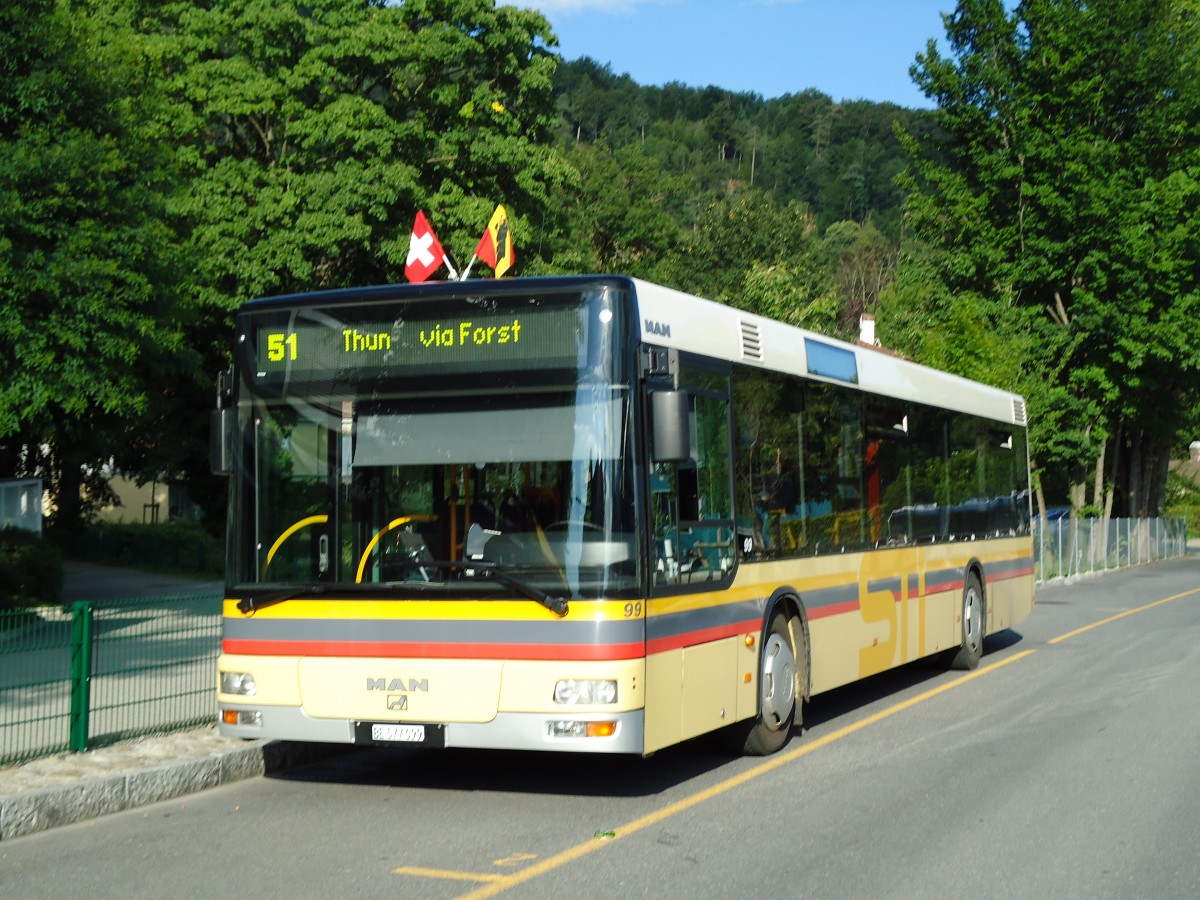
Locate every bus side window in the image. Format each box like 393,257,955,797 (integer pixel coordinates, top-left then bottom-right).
651,369,735,588
733,366,801,560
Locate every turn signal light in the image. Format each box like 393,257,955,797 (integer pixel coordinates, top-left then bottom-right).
221,709,262,727
547,720,619,739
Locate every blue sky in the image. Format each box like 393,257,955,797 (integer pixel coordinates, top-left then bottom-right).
520,0,957,108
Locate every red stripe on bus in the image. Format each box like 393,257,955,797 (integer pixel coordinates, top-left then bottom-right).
645,619,761,654
987,567,1034,581
807,600,860,620
222,639,645,661
924,578,963,595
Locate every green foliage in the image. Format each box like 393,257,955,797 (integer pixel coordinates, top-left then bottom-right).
11,0,1198,534
550,141,681,276
2,0,571,528
0,527,63,609
151,0,567,308
896,0,1200,515
1165,466,1200,537
551,58,926,240
0,0,187,437
50,521,223,580
0,0,195,527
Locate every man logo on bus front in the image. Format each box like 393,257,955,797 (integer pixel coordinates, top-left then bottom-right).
388,695,408,711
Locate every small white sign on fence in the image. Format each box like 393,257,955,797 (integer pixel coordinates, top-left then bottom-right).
0,478,43,534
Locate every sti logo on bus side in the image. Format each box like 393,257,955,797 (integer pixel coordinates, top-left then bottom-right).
366,677,429,692
644,319,671,338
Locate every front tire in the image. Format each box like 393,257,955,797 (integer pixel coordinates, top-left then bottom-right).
725,612,799,756
944,572,986,670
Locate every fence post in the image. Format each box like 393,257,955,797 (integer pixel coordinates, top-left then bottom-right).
1037,523,1044,582
69,601,95,752
1056,520,1062,577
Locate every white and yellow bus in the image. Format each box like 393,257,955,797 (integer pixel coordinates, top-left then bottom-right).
214,275,1033,756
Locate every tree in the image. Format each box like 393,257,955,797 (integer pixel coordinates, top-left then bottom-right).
554,141,683,277
893,0,1200,517
139,0,573,527
656,192,841,334
0,0,191,526
151,0,568,311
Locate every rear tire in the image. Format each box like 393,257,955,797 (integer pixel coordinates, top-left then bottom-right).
723,611,799,756
944,572,986,670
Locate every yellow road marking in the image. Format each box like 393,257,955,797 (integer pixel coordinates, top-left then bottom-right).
453,650,1035,899
1047,586,1200,645
493,852,537,867
390,582,1197,897
391,866,505,883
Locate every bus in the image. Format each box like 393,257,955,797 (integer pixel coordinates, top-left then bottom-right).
213,275,1034,756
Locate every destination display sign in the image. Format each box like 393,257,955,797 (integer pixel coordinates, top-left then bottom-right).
250,302,587,383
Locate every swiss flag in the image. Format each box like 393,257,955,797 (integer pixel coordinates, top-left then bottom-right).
405,211,447,283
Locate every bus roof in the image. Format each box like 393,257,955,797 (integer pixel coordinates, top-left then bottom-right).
630,278,1027,427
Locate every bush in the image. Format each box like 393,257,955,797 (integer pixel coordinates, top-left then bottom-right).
0,527,63,609
48,521,224,579
1170,504,1200,539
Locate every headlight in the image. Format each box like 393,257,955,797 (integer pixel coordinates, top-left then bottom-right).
220,671,257,696
553,679,617,705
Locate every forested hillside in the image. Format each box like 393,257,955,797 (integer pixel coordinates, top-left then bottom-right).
543,58,925,345
552,57,930,239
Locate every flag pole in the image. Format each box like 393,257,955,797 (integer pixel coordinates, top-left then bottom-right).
460,254,478,281
442,253,460,280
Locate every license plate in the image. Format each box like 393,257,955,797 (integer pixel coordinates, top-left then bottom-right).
371,723,425,742
354,721,445,747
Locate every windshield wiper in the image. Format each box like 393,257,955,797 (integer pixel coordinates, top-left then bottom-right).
474,564,570,617
236,585,327,614
390,559,570,617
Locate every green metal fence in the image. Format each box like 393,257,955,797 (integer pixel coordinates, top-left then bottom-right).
1033,516,1189,582
0,592,222,766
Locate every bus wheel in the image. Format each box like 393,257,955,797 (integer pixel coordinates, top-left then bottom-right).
725,612,798,756
944,572,985,670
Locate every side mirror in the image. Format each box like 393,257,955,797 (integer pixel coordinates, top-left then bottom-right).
210,408,236,476
651,389,691,463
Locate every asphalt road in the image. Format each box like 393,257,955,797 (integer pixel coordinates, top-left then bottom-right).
3,557,1199,900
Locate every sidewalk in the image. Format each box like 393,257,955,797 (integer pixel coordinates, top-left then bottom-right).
0,562,339,841
0,726,333,841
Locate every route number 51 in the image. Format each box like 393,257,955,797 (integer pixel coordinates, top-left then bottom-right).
267,332,298,362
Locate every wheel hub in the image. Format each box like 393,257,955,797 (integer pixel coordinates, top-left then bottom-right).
964,585,982,652
760,632,796,729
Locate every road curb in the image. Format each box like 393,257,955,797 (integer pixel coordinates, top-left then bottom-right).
0,740,338,841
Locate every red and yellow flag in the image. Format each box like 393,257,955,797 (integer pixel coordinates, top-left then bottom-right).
474,204,514,277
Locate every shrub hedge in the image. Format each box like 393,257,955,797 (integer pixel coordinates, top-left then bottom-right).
49,522,224,579
0,527,63,609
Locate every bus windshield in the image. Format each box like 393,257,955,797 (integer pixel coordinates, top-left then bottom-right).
227,285,641,601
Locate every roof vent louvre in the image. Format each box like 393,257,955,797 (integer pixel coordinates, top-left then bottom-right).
1012,398,1028,426
740,320,763,362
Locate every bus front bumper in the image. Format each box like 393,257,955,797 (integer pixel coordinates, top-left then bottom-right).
218,705,646,754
